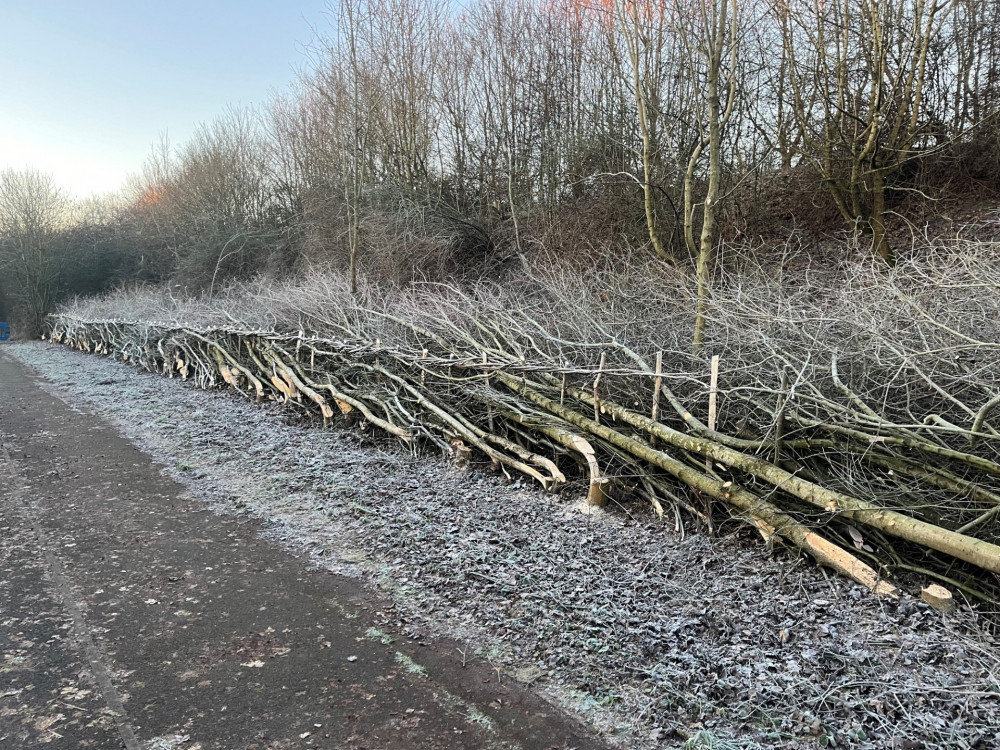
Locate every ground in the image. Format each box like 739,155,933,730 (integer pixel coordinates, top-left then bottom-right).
0,349,606,750
2,343,999,750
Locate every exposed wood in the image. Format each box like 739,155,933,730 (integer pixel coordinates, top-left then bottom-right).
921,584,955,613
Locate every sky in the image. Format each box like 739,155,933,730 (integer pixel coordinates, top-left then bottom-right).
0,0,331,199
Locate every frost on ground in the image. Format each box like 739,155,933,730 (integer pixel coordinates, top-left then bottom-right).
8,342,1000,750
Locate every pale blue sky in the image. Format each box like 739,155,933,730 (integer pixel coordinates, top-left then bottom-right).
0,1,330,198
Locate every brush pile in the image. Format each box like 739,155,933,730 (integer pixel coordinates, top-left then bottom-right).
48,237,1000,603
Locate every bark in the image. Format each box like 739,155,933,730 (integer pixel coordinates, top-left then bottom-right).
498,372,896,594
545,379,1000,575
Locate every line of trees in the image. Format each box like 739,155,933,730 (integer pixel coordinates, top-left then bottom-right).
3,0,1000,336
0,170,142,335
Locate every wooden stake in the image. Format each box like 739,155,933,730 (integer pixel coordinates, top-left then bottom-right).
483,352,494,432
650,351,663,447
707,354,720,433
774,367,788,465
706,354,720,535
593,352,606,425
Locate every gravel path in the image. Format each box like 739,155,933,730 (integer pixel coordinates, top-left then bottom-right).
8,342,1000,750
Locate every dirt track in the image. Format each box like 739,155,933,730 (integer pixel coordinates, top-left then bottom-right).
3,342,1000,750
0,349,607,749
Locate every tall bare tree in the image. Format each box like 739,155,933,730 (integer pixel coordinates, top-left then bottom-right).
612,0,675,262
778,0,952,264
0,170,68,335
675,0,744,350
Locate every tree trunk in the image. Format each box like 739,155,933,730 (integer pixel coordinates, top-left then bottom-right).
870,171,894,265
692,42,723,352
626,2,672,264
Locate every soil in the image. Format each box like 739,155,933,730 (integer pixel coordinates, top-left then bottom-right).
4,342,1000,749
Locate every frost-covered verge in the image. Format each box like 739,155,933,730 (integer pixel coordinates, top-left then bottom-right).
8,341,1000,750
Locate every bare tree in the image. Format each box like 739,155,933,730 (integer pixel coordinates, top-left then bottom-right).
125,108,279,292
778,0,952,264
675,0,744,350
0,170,69,335
612,0,675,263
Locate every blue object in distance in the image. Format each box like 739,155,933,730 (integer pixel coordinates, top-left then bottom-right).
0,322,10,341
